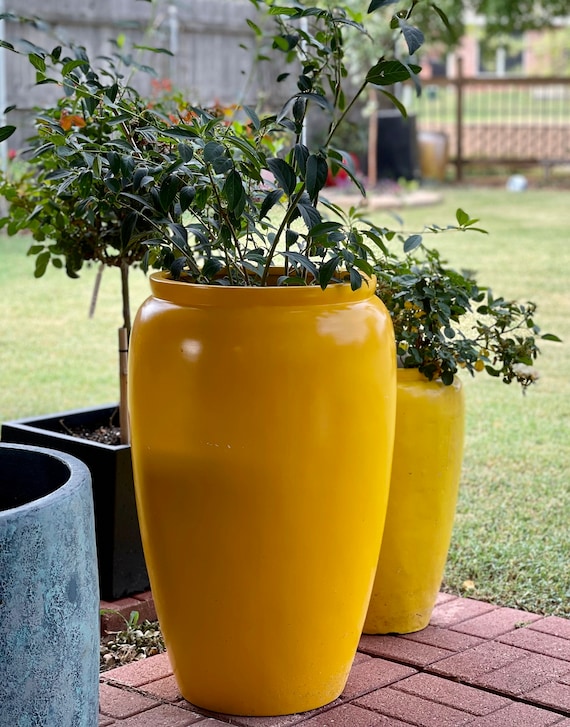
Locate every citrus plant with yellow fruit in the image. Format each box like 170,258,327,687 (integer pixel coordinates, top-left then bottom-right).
374,212,561,389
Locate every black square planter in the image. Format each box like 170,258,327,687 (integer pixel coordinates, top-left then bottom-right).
1,405,149,601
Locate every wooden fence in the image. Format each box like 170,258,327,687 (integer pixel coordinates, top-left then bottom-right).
1,0,284,149
3,3,569,182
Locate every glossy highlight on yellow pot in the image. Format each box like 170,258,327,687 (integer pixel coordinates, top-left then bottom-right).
364,368,465,635
129,272,397,716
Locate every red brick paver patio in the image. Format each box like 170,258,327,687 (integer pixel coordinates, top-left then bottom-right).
99,593,570,726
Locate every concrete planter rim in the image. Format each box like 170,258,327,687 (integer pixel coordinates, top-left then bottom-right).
0,441,90,518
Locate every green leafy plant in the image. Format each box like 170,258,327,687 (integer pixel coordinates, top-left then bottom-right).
0,0,453,437
0,36,177,332
0,0,445,294
374,209,561,388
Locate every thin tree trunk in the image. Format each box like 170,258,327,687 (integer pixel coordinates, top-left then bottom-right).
120,261,131,334
89,263,104,318
119,262,131,445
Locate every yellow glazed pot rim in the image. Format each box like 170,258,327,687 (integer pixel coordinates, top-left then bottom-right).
149,269,377,307
396,366,462,389
396,367,430,381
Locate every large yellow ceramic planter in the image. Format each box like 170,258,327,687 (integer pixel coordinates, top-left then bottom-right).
364,368,465,635
129,272,396,716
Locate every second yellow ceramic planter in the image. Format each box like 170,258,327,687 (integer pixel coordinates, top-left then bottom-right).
129,272,396,716
364,368,465,635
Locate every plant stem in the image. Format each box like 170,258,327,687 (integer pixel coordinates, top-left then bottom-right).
205,166,249,285
120,261,131,334
260,186,306,286
325,78,369,148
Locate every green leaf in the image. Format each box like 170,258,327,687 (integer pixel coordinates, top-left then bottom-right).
104,177,121,194
318,255,341,290
404,234,422,252
281,251,318,279
349,266,363,291
169,223,189,251
297,198,322,230
170,257,187,279
0,125,16,142
34,251,50,278
305,154,328,203
212,156,233,174
159,174,182,212
223,169,245,213
431,4,456,41
246,19,263,36
120,191,152,210
327,151,365,196
243,105,260,130
78,170,93,197
267,157,297,196
441,370,454,386
202,258,223,279
293,95,307,123
456,208,469,226
294,144,309,176
160,127,200,141
121,211,138,247
179,186,196,213
541,333,562,342
268,6,299,17
379,90,408,118
203,141,226,163
107,151,121,175
398,20,424,56
133,167,150,192
366,60,421,87
278,93,332,124
133,44,174,55
368,0,398,11
272,33,299,52
278,275,307,286
308,222,344,238
260,189,283,220
176,143,193,163
225,135,263,167
61,59,89,76
29,53,46,72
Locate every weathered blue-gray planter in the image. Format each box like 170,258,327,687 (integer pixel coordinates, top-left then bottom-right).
0,443,100,727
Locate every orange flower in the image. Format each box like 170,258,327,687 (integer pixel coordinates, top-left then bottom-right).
59,110,86,130
151,78,173,94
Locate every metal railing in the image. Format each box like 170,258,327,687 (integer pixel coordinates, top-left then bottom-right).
411,59,570,181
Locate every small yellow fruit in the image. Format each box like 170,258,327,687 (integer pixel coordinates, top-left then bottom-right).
474,359,485,372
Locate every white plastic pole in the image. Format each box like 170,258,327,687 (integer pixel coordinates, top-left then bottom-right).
300,15,308,146
0,0,9,172
168,4,179,85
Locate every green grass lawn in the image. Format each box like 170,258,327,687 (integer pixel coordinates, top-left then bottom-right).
0,238,151,420
1,186,569,617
